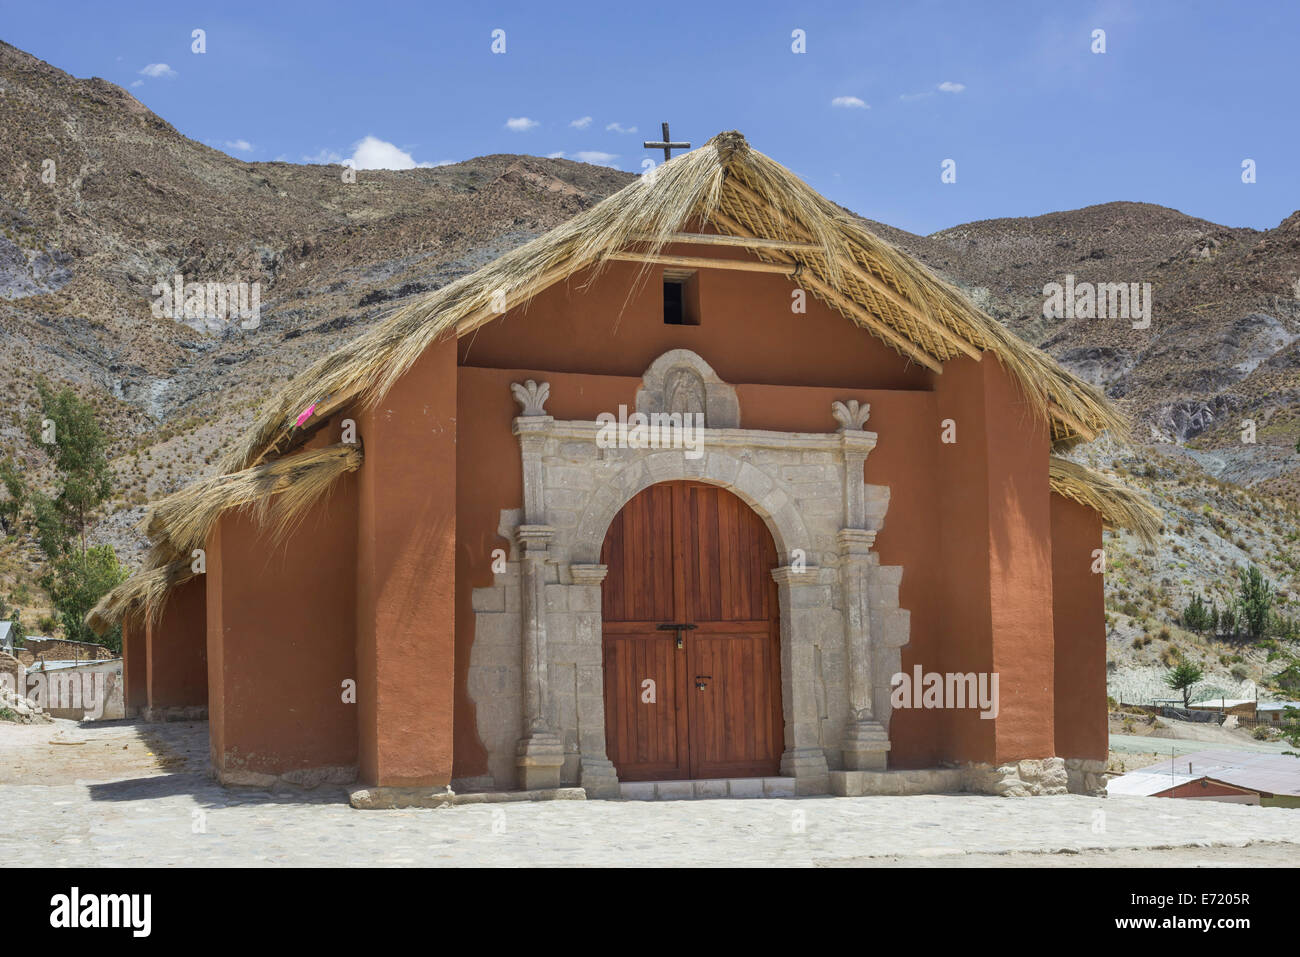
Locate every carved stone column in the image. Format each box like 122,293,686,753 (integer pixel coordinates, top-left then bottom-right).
832,400,890,771
511,380,564,789
569,563,620,798
772,564,831,795
515,524,563,788
837,529,891,770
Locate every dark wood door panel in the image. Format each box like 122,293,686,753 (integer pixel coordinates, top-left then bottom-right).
601,481,784,782
601,631,688,780
688,632,783,778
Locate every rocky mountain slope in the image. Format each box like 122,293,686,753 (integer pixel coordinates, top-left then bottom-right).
1,40,1297,702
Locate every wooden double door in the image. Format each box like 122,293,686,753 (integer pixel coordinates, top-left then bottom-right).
600,481,784,781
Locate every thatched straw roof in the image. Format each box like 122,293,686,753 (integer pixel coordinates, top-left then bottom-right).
1049,457,1162,544
224,130,1126,472
89,130,1142,633
86,443,361,634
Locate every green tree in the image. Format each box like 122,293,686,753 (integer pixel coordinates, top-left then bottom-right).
25,378,113,558
1165,660,1204,708
1275,659,1300,696
1219,603,1239,639
1182,594,1211,634
1238,565,1274,641
0,458,26,536
41,546,127,650
15,379,122,650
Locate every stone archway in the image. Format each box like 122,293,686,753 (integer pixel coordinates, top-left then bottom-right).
465,351,911,798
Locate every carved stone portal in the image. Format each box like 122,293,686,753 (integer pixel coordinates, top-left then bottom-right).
465,350,910,796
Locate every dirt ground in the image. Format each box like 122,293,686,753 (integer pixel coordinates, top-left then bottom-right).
0,716,206,785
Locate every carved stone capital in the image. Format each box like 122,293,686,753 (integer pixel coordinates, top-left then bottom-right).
511,416,554,442
516,524,555,552
510,379,551,417
837,528,878,557
771,564,821,587
569,563,609,585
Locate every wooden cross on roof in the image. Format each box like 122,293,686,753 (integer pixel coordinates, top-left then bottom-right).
643,122,690,162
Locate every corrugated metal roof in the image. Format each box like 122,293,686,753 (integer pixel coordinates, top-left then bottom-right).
1107,769,1201,796
1188,698,1256,708
26,658,122,672
1108,749,1300,797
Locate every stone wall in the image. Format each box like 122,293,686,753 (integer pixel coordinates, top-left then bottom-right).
22,638,115,662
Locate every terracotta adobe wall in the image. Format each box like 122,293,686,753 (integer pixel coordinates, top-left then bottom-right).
1051,493,1107,761
206,450,359,778
354,337,458,788
458,253,933,393
146,575,208,710
122,615,147,715
933,356,1056,765
1162,779,1260,801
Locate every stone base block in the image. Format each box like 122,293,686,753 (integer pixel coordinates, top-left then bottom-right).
349,785,586,809
830,768,966,796
516,730,565,790
578,755,620,799
618,777,795,800
1064,757,1109,796
966,757,1069,797
841,719,891,771
780,746,830,795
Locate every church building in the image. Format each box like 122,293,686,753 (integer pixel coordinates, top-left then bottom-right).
90,131,1159,803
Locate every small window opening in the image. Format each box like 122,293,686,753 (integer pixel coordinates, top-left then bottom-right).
663,269,700,325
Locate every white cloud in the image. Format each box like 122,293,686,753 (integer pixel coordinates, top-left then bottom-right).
831,95,869,109
351,136,455,169
302,137,453,170
224,139,254,153
505,117,539,132
546,151,566,159
569,116,593,129
130,80,144,89
139,63,177,79
573,150,618,167
605,122,638,134
938,81,966,93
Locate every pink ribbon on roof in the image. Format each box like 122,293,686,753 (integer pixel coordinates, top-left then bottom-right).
295,402,318,428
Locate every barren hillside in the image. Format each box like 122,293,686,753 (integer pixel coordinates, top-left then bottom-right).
1,40,1297,702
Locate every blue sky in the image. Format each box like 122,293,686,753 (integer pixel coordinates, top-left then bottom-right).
3,0,1298,235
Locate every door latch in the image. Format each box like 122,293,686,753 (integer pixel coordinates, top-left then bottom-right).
656,622,697,649
695,674,712,691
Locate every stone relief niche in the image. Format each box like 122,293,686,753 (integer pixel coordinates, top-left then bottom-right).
464,349,910,797
636,349,739,429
